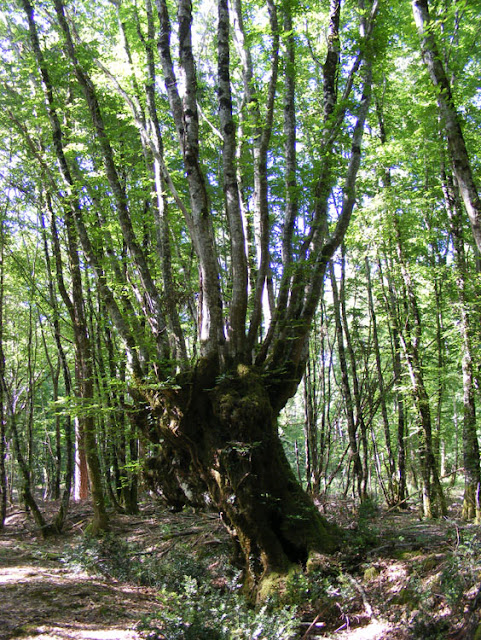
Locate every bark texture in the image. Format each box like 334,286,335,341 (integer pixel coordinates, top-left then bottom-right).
141,361,339,594
393,214,446,519
442,167,481,523
412,0,481,253
0,219,6,529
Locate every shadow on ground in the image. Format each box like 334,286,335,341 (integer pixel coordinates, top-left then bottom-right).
0,512,161,640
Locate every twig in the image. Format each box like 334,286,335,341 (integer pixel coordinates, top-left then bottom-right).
301,614,324,639
454,522,461,549
345,574,374,620
334,620,349,632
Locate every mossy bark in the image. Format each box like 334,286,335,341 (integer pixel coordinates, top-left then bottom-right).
144,362,340,594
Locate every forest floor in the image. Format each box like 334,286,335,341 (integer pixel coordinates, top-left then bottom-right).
0,495,480,640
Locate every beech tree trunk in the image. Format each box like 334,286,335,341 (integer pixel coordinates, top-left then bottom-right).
393,214,446,518
339,251,369,499
389,291,408,507
412,0,481,253
40,202,74,530
330,264,364,500
442,166,481,523
374,102,408,508
141,360,339,595
303,348,320,495
366,257,397,506
0,382,49,535
0,215,6,529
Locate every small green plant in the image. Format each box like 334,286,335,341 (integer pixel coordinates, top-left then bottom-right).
63,533,299,639
63,535,213,589
343,499,379,554
357,496,380,523
139,576,298,640
439,530,481,611
440,557,467,610
282,568,337,608
409,615,450,639
63,534,134,579
283,571,311,606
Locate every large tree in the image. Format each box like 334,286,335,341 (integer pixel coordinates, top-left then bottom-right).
412,0,481,253
5,0,378,590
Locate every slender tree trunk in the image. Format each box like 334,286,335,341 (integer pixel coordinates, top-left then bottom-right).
442,166,481,522
340,250,369,499
374,100,408,507
329,262,363,500
52,368,61,499
303,346,320,495
392,317,407,506
425,207,449,465
317,306,330,496
380,258,414,505
393,216,446,518
107,329,138,514
49,212,86,505
87,291,122,514
39,203,74,531
412,0,481,253
0,214,7,528
72,298,108,533
133,0,188,365
365,257,397,504
433,277,445,463
0,381,49,535
231,0,279,353
50,201,106,529
26,304,36,488
39,323,61,500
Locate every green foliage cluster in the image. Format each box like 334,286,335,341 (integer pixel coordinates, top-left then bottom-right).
409,616,451,640
440,529,481,610
63,534,208,589
356,496,381,530
62,534,299,640
140,577,298,640
343,497,380,552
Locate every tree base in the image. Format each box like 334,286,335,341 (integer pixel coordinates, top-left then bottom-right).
143,362,341,593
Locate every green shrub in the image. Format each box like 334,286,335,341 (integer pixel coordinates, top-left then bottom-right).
139,576,298,640
439,529,481,611
62,534,211,589
63,534,299,639
63,534,134,580
409,615,450,639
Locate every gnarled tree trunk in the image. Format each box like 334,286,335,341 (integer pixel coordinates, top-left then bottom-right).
142,360,339,594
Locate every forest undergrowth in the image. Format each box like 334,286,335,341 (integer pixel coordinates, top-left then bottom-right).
0,495,480,640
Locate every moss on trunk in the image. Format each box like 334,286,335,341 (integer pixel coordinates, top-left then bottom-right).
142,362,340,595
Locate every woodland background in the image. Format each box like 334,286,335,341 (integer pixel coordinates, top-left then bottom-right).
0,0,481,636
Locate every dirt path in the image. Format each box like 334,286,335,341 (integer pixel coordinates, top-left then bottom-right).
1,501,480,640
0,511,162,640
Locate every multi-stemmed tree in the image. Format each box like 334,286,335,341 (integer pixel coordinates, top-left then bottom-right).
5,0,378,589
